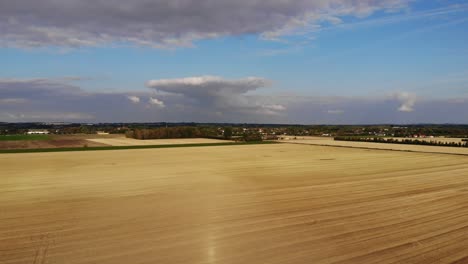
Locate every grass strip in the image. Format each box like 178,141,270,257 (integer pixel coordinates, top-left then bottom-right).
0,135,51,141
0,141,278,154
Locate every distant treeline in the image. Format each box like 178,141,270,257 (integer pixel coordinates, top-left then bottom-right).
126,127,263,142
126,127,217,140
334,137,468,148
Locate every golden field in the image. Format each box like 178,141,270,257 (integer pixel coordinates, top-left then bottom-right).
86,137,232,146
1,143,468,264
280,136,468,155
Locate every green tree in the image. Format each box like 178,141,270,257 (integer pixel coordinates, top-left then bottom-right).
223,127,233,139
243,131,263,142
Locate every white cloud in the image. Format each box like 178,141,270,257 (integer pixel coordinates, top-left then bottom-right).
127,95,140,104
333,4,468,31
264,104,286,111
149,97,165,108
2,76,468,123
0,0,411,49
146,75,275,115
146,76,271,95
394,92,417,112
398,104,414,112
327,109,344,114
0,98,28,104
0,112,94,121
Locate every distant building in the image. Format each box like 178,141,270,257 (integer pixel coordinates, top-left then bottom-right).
27,129,50,135
97,131,110,135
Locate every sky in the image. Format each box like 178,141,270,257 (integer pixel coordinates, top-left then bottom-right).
1,0,467,124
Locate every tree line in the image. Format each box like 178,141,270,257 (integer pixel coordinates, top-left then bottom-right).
126,127,217,140
334,136,468,148
126,127,263,142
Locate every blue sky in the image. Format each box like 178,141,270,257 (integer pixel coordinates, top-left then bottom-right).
1,0,467,123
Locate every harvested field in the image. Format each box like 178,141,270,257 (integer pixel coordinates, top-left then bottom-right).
280,137,468,155
0,139,107,150
86,137,232,146
0,134,119,150
0,135,230,150
1,144,468,264
0,135,50,141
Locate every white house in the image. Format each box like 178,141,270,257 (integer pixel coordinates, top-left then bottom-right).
27,129,50,135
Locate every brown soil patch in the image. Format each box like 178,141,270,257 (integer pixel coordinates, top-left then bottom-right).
0,139,107,149
1,144,468,263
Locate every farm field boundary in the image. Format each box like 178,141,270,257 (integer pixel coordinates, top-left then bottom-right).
2,144,468,263
282,140,468,156
0,141,277,154
86,137,234,146
0,134,51,141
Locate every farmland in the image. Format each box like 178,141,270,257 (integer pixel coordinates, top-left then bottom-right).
0,134,50,141
0,134,108,150
86,137,233,146
1,143,468,263
0,134,236,151
280,136,468,155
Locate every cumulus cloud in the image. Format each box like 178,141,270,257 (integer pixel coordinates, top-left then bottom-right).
146,76,271,95
260,104,287,116
0,77,144,122
0,0,411,48
127,95,140,104
149,97,165,108
264,104,286,111
394,92,417,112
2,76,467,124
146,76,277,115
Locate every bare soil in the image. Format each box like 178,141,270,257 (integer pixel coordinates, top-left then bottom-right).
1,144,468,263
86,137,233,146
0,139,107,149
